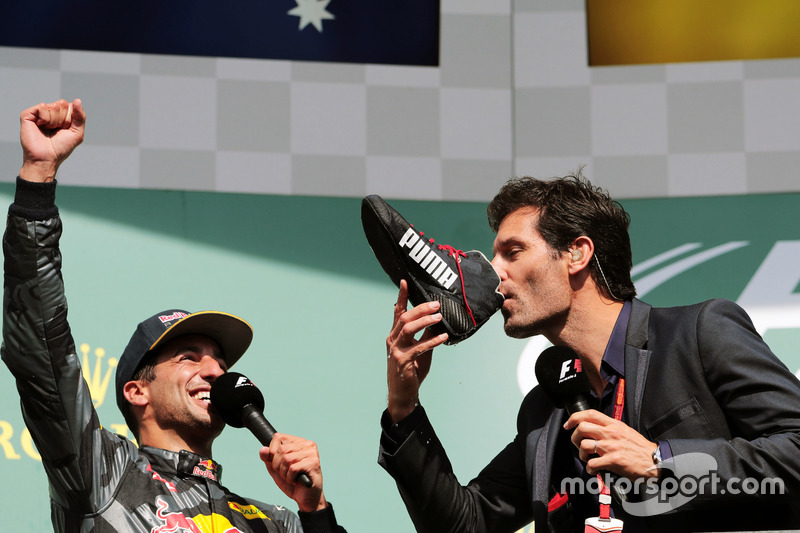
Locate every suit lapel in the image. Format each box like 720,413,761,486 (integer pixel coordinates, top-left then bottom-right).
624,299,653,432
530,407,566,512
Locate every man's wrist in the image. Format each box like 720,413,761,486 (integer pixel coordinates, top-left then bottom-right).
298,495,328,513
19,161,58,183
387,395,420,424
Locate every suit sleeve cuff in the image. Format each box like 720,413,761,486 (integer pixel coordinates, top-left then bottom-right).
659,440,673,462
657,440,674,481
297,502,343,533
9,176,58,220
380,405,425,454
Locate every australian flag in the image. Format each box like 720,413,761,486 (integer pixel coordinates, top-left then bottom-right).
0,0,439,66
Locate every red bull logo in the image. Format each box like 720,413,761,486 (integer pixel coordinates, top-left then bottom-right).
159,312,189,324
146,464,177,493
150,498,243,533
151,499,203,533
192,459,218,481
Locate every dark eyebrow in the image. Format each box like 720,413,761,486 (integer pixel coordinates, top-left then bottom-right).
493,236,526,256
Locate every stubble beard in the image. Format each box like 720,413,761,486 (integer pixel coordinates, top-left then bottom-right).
502,300,567,340
168,400,226,440
502,306,540,339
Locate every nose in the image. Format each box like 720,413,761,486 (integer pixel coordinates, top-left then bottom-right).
490,255,507,280
199,355,226,380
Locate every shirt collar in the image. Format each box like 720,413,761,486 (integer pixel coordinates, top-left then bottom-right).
599,300,631,382
140,446,223,483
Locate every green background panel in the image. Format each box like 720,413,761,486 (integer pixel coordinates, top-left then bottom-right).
0,184,798,532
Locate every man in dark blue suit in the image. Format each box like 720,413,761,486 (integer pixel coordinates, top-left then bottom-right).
379,175,800,532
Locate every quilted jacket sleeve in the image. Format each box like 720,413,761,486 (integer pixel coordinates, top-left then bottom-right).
2,177,129,515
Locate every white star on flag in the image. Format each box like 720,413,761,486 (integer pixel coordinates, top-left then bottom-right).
287,0,335,33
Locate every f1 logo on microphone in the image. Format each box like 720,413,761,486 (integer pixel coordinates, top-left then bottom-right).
559,358,582,382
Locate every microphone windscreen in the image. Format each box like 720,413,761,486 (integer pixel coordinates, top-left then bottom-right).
534,345,591,407
210,372,265,428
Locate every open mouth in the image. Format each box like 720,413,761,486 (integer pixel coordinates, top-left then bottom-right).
191,390,211,403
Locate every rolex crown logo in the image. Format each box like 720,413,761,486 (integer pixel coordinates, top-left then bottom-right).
80,343,117,408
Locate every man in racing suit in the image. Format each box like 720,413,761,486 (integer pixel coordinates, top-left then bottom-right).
2,98,346,532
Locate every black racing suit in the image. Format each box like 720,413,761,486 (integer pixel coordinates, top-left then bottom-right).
2,177,345,533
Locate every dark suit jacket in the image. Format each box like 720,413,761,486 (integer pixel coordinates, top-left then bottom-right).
379,299,800,532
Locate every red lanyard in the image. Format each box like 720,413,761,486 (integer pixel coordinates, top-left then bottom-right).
597,377,625,519
612,377,625,421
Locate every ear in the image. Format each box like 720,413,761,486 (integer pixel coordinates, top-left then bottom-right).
123,380,150,408
566,236,593,275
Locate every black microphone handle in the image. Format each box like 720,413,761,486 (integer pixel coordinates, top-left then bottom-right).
241,404,313,488
566,397,591,417
241,404,277,444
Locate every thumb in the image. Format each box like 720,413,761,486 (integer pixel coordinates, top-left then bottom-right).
69,99,86,131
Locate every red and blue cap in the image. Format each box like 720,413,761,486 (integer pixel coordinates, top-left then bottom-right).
115,309,253,414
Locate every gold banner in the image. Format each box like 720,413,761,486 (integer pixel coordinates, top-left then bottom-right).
587,0,800,66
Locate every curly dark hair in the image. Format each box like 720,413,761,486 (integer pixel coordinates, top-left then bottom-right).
487,171,636,301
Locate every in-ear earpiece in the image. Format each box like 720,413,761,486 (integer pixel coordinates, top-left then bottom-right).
571,249,583,261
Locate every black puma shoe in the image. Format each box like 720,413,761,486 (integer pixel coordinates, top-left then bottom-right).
361,194,504,345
